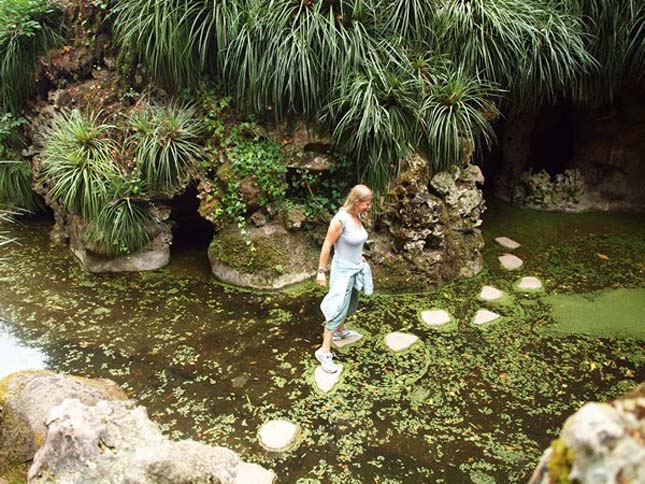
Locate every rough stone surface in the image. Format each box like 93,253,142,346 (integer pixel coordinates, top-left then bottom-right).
235,463,276,484
208,223,317,289
0,371,127,467
28,398,241,484
258,420,299,452
384,332,419,352
420,309,452,327
494,236,521,250
473,309,501,325
479,286,504,301
516,276,543,291
314,365,343,393
528,384,645,484
374,152,485,291
332,333,363,349
498,253,523,270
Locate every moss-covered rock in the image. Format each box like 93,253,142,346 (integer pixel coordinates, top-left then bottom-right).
208,223,318,289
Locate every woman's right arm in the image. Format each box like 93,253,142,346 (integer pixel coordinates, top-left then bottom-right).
316,218,343,287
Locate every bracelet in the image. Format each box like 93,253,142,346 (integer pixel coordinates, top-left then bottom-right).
317,268,325,274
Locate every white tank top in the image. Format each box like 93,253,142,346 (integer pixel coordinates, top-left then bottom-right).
332,209,368,266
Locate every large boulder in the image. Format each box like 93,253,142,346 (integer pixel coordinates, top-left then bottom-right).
208,223,318,289
528,384,645,484
0,370,127,467
374,153,485,291
28,399,240,484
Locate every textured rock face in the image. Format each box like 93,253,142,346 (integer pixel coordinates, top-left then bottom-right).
528,384,645,484
376,152,485,290
0,371,127,467
208,223,318,289
28,398,241,484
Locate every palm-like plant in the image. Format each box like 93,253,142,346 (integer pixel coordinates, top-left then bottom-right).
83,196,159,256
128,103,203,194
39,109,120,219
0,161,41,211
0,0,63,113
0,209,16,260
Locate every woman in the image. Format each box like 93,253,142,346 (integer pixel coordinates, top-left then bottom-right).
315,184,373,373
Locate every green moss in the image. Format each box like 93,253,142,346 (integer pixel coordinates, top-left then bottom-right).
547,438,574,484
542,288,645,339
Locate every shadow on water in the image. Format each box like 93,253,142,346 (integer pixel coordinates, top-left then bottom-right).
0,201,643,483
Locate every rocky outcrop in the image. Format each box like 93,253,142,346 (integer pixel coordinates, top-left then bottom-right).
208,223,318,289
374,152,485,291
511,169,585,211
528,383,645,484
0,370,127,467
0,371,276,484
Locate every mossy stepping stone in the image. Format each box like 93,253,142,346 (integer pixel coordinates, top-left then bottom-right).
473,309,501,325
384,332,419,352
494,236,521,250
479,286,504,301
314,364,343,393
235,462,277,484
420,309,452,327
258,420,299,452
332,333,363,349
498,253,523,270
515,276,543,292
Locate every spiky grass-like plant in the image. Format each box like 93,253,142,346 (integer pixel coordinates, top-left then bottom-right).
39,109,120,219
0,0,62,113
128,103,203,194
0,209,16,259
0,161,40,211
421,69,499,172
83,196,158,256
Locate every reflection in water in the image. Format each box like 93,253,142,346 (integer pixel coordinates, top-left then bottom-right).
0,321,47,379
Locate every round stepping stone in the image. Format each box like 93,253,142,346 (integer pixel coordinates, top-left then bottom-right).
495,236,521,250
332,333,363,349
235,462,277,484
516,276,543,291
473,309,501,325
420,309,452,327
258,420,299,452
384,332,419,352
498,253,523,270
314,364,343,393
479,286,504,301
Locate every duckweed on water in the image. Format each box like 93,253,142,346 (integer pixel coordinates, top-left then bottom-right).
0,204,643,483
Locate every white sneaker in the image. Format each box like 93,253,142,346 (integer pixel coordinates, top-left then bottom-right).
315,348,340,374
332,328,361,341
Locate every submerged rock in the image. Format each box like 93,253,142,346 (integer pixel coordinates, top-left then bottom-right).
528,384,645,484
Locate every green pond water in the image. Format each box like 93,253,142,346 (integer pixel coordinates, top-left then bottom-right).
0,199,643,484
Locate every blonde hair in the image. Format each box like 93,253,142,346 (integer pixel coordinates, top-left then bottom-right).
341,184,373,214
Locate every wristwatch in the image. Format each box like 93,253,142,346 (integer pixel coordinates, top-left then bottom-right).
317,268,325,274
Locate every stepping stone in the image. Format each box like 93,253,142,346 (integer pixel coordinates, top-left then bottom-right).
258,420,299,452
473,309,501,325
332,333,363,349
236,462,277,484
420,309,452,327
314,364,343,393
498,254,523,270
495,236,521,250
516,276,543,291
384,332,419,352
479,286,504,301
